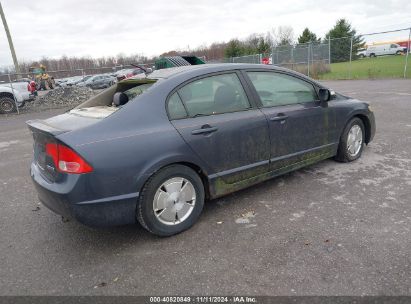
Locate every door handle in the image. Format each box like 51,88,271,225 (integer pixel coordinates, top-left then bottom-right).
269,114,288,122
191,126,218,135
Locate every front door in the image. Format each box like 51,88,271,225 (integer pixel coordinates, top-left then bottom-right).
168,72,270,184
244,71,336,170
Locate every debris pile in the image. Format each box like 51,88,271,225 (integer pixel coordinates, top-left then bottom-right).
25,86,96,111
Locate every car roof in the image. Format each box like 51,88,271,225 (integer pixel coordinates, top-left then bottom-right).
148,63,295,79
147,63,323,88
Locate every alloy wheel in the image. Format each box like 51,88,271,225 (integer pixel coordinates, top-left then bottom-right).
347,124,363,157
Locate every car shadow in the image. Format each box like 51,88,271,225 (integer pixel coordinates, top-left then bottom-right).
48,158,336,253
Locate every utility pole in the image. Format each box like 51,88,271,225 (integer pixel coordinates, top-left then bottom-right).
0,1,21,78
349,36,353,79
404,27,411,79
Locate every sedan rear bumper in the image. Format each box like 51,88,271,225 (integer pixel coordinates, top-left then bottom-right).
30,163,138,227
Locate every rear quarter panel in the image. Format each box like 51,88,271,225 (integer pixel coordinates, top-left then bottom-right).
56,80,211,203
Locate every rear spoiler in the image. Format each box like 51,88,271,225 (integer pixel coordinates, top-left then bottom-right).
26,119,67,136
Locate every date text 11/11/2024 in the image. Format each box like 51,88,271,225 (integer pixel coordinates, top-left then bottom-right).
149,296,257,303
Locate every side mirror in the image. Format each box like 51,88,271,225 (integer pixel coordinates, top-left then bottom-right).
318,88,330,103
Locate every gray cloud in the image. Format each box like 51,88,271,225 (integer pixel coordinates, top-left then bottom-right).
1,0,410,66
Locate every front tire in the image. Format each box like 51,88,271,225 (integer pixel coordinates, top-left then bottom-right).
0,96,17,114
136,165,205,236
335,117,365,162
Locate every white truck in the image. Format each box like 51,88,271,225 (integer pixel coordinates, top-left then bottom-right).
0,81,34,114
366,43,407,57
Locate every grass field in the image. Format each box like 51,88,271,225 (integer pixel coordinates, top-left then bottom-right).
319,55,411,80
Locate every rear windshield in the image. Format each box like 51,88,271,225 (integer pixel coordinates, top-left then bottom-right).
74,78,157,110
123,83,154,100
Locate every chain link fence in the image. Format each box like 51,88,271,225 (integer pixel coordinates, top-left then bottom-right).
1,27,410,115
0,64,152,83
0,64,153,114
224,54,263,64
271,41,331,78
224,27,411,80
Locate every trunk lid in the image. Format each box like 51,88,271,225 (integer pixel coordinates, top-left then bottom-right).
27,121,61,182
27,110,109,181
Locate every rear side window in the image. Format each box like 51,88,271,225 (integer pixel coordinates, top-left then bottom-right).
176,73,250,117
247,72,318,107
168,93,187,120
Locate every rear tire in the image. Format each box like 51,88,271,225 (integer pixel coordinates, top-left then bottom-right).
136,165,205,236
370,53,376,58
335,117,365,162
0,96,17,114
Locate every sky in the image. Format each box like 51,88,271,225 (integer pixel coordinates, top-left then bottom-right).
1,0,410,67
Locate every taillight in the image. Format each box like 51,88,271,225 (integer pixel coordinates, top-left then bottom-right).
45,143,93,174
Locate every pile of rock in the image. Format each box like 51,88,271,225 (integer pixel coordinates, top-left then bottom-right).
24,86,96,111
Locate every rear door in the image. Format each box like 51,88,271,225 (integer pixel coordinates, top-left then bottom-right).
244,71,336,171
168,72,270,184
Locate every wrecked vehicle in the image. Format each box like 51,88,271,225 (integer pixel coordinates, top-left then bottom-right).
27,64,375,236
0,81,35,114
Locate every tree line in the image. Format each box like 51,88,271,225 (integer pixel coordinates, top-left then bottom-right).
1,18,364,75
224,19,364,63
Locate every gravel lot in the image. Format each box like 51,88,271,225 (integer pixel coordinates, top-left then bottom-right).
0,79,410,296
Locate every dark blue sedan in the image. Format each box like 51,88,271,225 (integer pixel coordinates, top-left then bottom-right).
28,64,375,236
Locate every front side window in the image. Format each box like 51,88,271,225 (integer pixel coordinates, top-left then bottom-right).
391,44,397,48
247,72,318,107
177,73,250,117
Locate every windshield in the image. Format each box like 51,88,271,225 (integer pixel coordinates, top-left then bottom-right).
74,78,157,110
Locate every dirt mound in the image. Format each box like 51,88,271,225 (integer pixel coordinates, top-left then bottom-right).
37,86,96,106
22,86,97,112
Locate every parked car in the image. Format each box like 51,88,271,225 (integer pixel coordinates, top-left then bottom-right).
116,68,146,81
0,81,35,114
65,76,84,86
112,69,129,78
55,77,71,87
366,43,407,57
357,48,367,58
78,74,115,89
71,75,93,86
27,64,375,236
